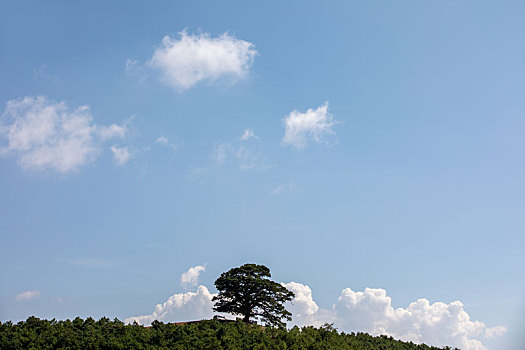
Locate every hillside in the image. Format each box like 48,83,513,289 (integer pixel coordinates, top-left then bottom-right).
0,316,459,350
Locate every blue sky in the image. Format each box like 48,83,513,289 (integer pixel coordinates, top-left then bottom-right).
1,1,524,349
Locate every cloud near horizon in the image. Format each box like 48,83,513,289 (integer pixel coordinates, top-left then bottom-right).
15,290,40,301
148,31,258,91
126,268,506,350
0,96,129,173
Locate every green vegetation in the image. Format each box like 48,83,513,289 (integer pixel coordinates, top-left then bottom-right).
213,263,295,327
0,317,458,350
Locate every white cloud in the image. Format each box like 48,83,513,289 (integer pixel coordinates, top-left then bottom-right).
181,265,206,289
271,180,296,196
211,142,232,166
149,31,258,91
125,59,139,72
99,123,128,141
15,290,40,301
283,282,332,328
155,136,178,151
236,144,267,170
285,283,506,350
33,64,58,82
155,136,169,145
210,131,268,171
0,96,128,173
125,285,216,325
484,325,508,339
240,129,258,141
111,146,131,166
282,102,338,149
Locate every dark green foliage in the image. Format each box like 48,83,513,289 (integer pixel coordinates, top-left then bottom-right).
213,264,295,327
0,317,459,350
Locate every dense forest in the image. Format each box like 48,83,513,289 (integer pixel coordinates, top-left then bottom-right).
0,317,459,350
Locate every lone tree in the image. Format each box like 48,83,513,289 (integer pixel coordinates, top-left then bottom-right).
212,263,295,327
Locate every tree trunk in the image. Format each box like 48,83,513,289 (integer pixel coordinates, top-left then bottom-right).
243,313,250,323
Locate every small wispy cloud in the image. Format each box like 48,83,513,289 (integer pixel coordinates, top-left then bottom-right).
282,102,338,150
213,129,269,170
271,180,296,196
111,146,131,166
211,142,232,166
190,129,270,181
187,166,208,181
33,64,58,82
240,129,258,141
211,142,269,171
155,136,178,151
15,290,40,301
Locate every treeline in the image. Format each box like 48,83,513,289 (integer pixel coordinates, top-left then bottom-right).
0,316,458,350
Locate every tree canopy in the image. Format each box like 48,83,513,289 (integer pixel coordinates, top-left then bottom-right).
212,263,295,327
0,317,455,350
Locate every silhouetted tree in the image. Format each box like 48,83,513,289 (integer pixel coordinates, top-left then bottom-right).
212,263,295,327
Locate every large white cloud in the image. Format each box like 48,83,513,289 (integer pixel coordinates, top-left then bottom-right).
0,96,128,173
282,102,338,149
125,285,216,325
286,284,506,350
149,31,258,91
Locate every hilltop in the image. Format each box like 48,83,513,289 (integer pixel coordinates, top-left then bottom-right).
0,316,459,350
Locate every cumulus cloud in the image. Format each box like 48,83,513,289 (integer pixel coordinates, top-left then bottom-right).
125,285,216,325
283,282,331,327
285,284,506,350
15,290,40,301
111,146,131,165
0,96,128,173
181,265,206,289
149,31,258,91
282,102,338,149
